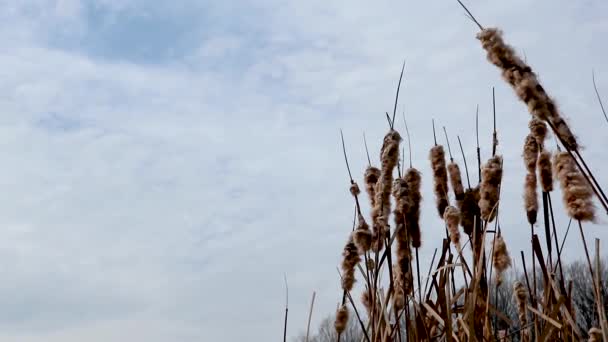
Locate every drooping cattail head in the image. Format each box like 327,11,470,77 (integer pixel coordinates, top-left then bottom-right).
476,28,578,151
444,205,461,248
404,168,422,248
492,234,511,286
334,305,349,334
429,145,450,217
364,166,381,207
554,152,596,222
529,117,548,148
461,187,480,236
588,327,602,342
537,151,553,192
448,162,465,206
340,237,360,291
513,281,529,341
353,218,373,253
523,134,539,173
524,172,538,225
479,155,503,222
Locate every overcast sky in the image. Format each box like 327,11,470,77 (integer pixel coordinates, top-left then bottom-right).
0,0,607,341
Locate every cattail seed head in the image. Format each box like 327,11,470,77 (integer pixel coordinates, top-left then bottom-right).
364,166,381,207
492,234,511,286
523,134,539,173
448,162,465,206
529,117,548,148
404,168,422,248
429,145,450,217
524,172,538,225
537,151,554,192
334,305,349,334
353,228,372,254
444,205,461,248
479,155,503,222
349,182,360,197
340,237,360,291
554,152,596,221
461,187,480,236
477,28,578,151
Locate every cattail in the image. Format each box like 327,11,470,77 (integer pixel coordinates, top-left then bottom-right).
492,234,511,286
334,305,349,334
554,152,595,221
461,187,480,236
479,155,503,222
353,218,373,253
477,28,578,150
404,168,422,248
349,182,360,197
524,172,538,225
523,134,539,173
588,327,602,342
364,166,381,207
537,151,554,192
371,131,401,251
529,117,548,148
448,162,465,206
361,288,372,314
444,205,461,248
430,145,449,217
340,237,360,292
392,263,406,310
513,281,529,342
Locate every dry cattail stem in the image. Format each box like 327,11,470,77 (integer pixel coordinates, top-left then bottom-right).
524,172,538,225
334,305,349,334
523,134,539,173
513,281,530,342
430,145,450,217
461,187,480,236
340,237,361,292
404,168,422,248
364,166,381,208
448,162,465,207
492,234,511,286
554,152,596,221
444,205,461,249
479,155,503,222
537,151,554,192
529,117,548,148
477,28,578,150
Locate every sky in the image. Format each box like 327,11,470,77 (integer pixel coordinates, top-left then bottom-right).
0,0,607,341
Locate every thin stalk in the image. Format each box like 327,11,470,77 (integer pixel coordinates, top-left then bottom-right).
492,87,497,157
443,126,454,161
283,274,288,342
402,112,413,168
363,133,372,166
416,248,422,304
457,135,472,189
305,291,316,342
391,61,406,128
432,119,437,146
592,69,608,124
455,0,484,30
476,105,481,183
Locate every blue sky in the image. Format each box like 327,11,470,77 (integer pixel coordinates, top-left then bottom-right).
0,0,607,341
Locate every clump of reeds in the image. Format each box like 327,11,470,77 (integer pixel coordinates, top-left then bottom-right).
554,152,596,221
524,172,538,224
444,205,461,249
479,155,503,222
477,28,578,150
334,305,349,334
448,162,465,206
404,168,422,248
364,166,381,207
461,187,480,236
492,234,511,285
513,281,530,342
430,145,450,217
538,151,554,192
340,237,361,292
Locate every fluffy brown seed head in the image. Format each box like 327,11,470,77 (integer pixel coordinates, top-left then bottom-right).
353,228,372,254
524,172,538,225
523,134,539,173
334,305,349,334
477,28,578,151
588,327,602,342
349,182,360,197
429,145,450,217
529,117,548,148
341,237,360,291
392,263,406,310
361,289,372,314
537,151,554,192
444,205,461,248
461,187,481,236
479,155,503,222
448,162,465,205
364,166,381,207
404,168,422,248
553,152,596,222
492,235,512,286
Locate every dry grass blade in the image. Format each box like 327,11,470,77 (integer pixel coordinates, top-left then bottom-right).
592,69,608,124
